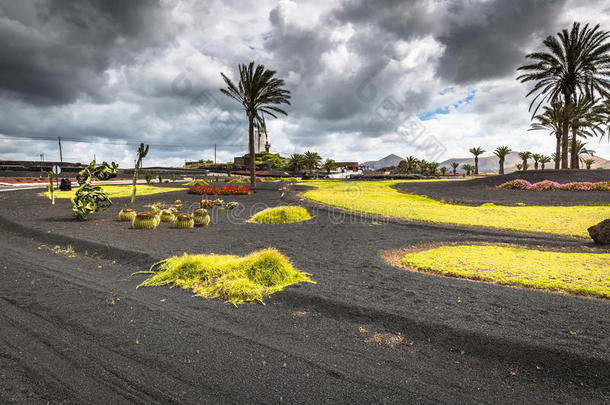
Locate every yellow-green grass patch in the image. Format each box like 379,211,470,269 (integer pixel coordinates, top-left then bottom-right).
301,180,610,238
44,185,184,199
248,206,312,224
398,245,609,298
136,248,315,306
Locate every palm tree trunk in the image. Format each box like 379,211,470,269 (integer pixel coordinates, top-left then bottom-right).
474,157,479,175
570,127,578,169
248,113,256,186
499,158,504,175
561,93,570,169
555,133,561,169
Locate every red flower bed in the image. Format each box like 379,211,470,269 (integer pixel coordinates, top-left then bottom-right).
188,185,250,195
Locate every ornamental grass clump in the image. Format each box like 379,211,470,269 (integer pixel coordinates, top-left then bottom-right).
159,209,175,222
248,206,312,224
174,213,194,228
193,209,211,226
132,211,158,229
185,179,209,186
136,248,315,306
118,208,136,221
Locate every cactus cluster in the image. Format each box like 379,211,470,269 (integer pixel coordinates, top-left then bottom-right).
132,211,159,229
174,213,194,228
193,209,211,226
160,209,175,222
118,208,136,221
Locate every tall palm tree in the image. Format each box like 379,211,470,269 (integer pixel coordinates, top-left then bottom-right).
493,146,511,175
303,151,321,174
570,140,596,168
517,22,610,169
321,158,337,174
529,102,563,169
518,151,532,171
405,156,419,174
220,62,291,186
450,162,460,176
418,159,428,175
539,155,552,170
287,153,306,172
469,147,485,174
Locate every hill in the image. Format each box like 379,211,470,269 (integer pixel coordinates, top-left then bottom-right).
361,154,404,170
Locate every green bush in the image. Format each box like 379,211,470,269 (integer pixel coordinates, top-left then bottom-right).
248,206,312,224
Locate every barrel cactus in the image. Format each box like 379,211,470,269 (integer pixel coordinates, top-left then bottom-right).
118,208,136,221
133,211,158,229
174,213,194,228
193,208,211,227
160,209,175,222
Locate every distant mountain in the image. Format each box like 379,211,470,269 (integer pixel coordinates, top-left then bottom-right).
439,152,610,173
361,154,404,170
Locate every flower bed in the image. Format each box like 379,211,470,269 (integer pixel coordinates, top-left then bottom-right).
498,179,610,191
187,185,250,195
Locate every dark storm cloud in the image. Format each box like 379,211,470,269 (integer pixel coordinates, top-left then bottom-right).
0,0,177,105
332,0,568,84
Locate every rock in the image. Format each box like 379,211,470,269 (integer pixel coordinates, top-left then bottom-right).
588,219,610,244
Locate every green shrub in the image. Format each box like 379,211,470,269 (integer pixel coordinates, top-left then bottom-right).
248,206,312,224
278,177,299,182
136,248,314,306
185,179,209,186
144,173,153,184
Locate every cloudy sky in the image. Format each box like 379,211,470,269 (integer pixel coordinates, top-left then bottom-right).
0,0,609,167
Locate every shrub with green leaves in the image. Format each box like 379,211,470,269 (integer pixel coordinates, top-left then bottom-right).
248,206,312,224
136,248,314,306
70,160,119,220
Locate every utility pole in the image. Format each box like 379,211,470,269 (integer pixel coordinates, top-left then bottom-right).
40,153,44,172
214,144,216,164
58,136,63,162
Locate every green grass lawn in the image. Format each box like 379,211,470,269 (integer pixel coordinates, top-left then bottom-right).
45,185,184,199
400,245,610,298
302,180,610,238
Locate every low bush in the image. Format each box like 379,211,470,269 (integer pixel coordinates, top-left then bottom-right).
136,248,314,305
277,177,299,182
248,206,312,224
498,179,610,191
188,185,250,195
185,179,209,186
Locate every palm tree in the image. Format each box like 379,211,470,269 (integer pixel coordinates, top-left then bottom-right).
303,151,321,174
539,155,552,170
571,140,596,168
220,62,291,186
583,158,596,169
518,151,532,171
287,153,306,172
493,146,511,175
405,156,419,173
461,163,475,176
531,153,543,170
440,166,448,176
517,22,610,169
321,158,337,174
428,162,440,176
530,102,563,169
450,162,460,176
418,159,428,175
515,162,523,171
469,147,485,174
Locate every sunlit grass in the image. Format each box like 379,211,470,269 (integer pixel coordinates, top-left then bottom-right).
44,185,183,199
136,248,315,306
400,245,610,298
248,206,312,224
302,180,610,237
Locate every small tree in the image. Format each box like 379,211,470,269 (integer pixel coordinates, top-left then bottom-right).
226,163,232,176
494,146,511,175
539,155,552,170
405,156,419,173
450,162,460,175
462,163,475,175
583,158,595,169
469,147,485,174
515,162,523,171
531,153,543,170
131,143,149,204
321,158,337,174
518,151,532,171
440,166,447,176
428,162,440,176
